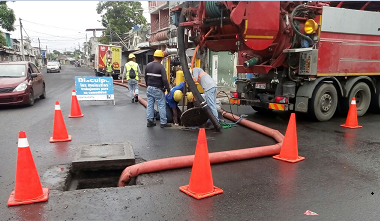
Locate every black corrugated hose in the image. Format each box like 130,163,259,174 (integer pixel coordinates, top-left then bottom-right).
177,2,222,132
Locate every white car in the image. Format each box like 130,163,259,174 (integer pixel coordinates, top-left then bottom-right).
47,62,60,73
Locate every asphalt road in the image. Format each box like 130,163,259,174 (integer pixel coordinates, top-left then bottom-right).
1,65,380,220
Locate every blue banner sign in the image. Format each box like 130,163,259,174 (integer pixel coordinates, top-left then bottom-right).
75,77,114,101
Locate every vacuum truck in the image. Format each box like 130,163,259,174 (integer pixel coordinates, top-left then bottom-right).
176,1,380,121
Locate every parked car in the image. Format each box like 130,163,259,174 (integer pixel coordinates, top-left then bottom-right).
47,61,60,73
55,61,61,70
0,61,46,106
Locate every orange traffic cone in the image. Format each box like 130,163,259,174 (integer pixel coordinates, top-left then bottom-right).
50,101,72,143
179,128,223,199
341,97,362,129
8,131,49,206
68,89,84,118
273,113,305,163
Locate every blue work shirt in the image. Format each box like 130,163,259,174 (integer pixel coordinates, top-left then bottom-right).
166,82,185,108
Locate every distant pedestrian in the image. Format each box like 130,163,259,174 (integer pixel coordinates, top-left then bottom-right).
123,53,141,103
191,67,219,122
145,50,171,128
105,59,114,77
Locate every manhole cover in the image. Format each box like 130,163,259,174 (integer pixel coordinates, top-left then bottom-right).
72,142,135,172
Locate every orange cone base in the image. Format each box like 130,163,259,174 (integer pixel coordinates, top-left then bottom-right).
340,124,362,129
68,114,84,118
273,154,305,163
7,188,49,206
49,135,72,143
179,185,223,200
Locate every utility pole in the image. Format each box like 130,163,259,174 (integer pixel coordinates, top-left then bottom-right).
108,18,112,44
46,45,48,61
86,33,88,56
85,33,88,65
19,18,25,61
38,38,41,67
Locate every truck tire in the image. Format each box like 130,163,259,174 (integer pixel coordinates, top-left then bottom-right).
370,81,380,113
309,83,338,121
347,82,371,117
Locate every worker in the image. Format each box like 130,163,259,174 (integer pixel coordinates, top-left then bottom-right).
105,59,114,77
191,67,219,122
145,50,171,128
166,82,185,125
123,53,141,103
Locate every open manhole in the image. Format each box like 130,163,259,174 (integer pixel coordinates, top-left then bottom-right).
66,142,135,190
41,142,163,191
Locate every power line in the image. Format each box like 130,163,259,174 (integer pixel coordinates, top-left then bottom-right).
22,27,31,40
22,19,84,32
34,38,85,42
25,29,84,40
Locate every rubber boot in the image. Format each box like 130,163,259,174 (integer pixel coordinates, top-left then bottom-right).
147,120,156,127
134,94,138,103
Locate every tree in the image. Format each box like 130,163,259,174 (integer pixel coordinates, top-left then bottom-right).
0,2,16,47
64,51,73,56
53,50,61,56
96,1,146,44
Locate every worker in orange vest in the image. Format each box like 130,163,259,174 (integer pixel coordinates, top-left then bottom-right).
191,67,219,123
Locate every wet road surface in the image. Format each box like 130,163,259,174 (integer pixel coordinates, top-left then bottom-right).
1,65,380,220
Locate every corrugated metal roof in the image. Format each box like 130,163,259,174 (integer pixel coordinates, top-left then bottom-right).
132,49,151,55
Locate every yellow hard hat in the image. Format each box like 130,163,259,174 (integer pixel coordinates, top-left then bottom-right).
173,90,183,102
128,53,136,59
153,50,164,58
187,92,194,102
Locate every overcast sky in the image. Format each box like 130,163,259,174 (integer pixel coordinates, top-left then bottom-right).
5,1,150,53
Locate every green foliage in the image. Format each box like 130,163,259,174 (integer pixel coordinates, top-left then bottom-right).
73,49,81,56
98,35,109,44
96,1,147,43
48,53,58,60
0,34,5,47
0,2,16,47
53,50,61,55
63,51,73,56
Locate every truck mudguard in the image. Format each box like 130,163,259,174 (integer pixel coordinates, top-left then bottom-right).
296,77,343,98
343,76,376,97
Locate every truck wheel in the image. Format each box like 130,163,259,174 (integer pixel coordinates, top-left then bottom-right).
252,106,273,114
347,82,371,117
309,83,338,121
370,81,380,113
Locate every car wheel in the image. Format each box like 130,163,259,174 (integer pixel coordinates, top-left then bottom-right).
47,70,50,73
28,90,35,106
309,83,338,121
40,84,46,99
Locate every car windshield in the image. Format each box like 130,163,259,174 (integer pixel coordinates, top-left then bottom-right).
47,62,57,66
0,64,26,77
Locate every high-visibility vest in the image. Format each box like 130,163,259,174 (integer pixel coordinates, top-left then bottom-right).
126,61,139,80
106,63,113,72
193,72,208,83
